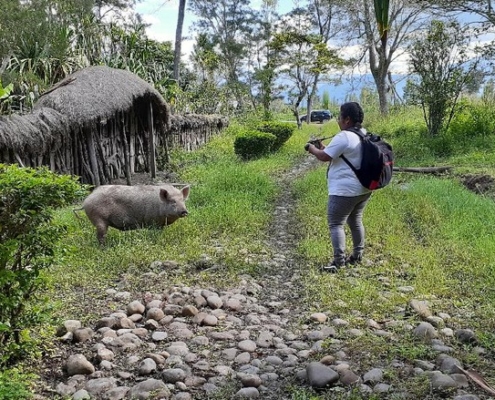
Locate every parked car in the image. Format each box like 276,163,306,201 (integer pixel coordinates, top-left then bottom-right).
300,110,333,123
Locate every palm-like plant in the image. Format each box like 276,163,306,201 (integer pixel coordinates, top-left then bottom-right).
373,0,390,48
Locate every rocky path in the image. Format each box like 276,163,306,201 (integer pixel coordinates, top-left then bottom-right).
39,156,493,400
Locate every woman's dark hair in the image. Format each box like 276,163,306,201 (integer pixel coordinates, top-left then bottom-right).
340,102,364,128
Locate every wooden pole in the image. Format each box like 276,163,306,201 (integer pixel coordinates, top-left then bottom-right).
121,113,132,186
148,103,156,179
86,127,100,187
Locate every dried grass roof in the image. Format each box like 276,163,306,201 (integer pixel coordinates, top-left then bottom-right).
169,114,229,132
0,107,68,154
34,65,170,131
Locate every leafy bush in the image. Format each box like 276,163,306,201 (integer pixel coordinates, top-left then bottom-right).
0,164,85,366
233,129,276,160
0,369,33,400
256,121,295,151
448,101,495,140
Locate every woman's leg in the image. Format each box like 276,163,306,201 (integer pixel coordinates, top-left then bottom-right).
347,193,372,259
327,195,353,265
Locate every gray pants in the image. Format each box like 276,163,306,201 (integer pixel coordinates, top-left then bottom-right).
327,193,371,264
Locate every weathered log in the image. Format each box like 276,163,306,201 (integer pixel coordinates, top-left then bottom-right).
393,166,452,174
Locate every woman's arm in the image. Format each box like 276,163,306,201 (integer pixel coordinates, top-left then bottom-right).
306,143,332,162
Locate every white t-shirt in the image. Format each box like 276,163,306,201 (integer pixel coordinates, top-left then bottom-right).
323,129,371,197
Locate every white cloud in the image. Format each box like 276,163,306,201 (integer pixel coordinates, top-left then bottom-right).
136,0,196,58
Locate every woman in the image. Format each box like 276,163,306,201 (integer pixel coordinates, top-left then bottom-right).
305,102,372,272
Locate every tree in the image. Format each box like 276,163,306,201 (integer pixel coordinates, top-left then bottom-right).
344,0,429,115
273,6,344,126
188,0,258,112
405,20,482,136
244,0,280,119
173,0,187,84
304,0,345,123
425,0,495,25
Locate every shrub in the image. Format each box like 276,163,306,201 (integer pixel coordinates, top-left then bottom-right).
0,164,85,366
0,369,33,400
234,129,276,160
256,121,295,151
448,101,495,140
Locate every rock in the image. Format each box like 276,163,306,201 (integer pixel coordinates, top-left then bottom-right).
412,322,437,340
162,368,187,383
127,378,170,399
363,368,383,383
428,371,458,391
455,329,477,344
146,307,165,321
57,320,82,336
438,355,462,374
73,328,94,343
137,358,157,375
339,369,360,386
234,387,260,398
306,362,339,388
310,313,327,323
84,377,117,396
126,300,145,315
238,340,257,352
72,389,90,400
409,299,432,318
238,373,262,387
66,354,95,376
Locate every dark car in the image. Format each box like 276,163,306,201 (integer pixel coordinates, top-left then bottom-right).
300,110,333,123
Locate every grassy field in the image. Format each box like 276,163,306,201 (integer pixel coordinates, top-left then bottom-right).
6,109,495,398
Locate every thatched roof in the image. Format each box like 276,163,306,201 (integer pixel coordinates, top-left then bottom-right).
34,65,171,131
169,114,229,132
0,107,68,154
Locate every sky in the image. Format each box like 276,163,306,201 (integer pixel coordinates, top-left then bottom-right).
135,1,495,103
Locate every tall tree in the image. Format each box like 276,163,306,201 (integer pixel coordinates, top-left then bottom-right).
304,0,344,123
344,0,429,115
188,0,258,112
273,9,343,126
244,0,280,118
173,0,187,84
425,0,495,24
405,20,482,136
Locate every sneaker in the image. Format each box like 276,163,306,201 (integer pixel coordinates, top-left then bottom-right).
346,254,362,265
322,260,344,273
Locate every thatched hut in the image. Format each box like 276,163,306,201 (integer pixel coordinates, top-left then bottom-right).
0,66,229,186
1,66,170,186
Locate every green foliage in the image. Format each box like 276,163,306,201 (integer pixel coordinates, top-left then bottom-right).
0,369,33,400
0,164,85,366
256,121,295,150
233,128,277,160
448,99,495,140
406,20,482,136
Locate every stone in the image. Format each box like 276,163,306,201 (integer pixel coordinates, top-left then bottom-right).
66,354,95,376
306,362,339,388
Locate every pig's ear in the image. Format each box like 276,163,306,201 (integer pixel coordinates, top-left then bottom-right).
181,185,190,200
159,189,169,201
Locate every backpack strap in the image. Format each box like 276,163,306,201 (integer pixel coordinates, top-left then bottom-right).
340,127,364,172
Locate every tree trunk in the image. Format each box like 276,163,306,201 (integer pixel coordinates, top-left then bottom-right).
173,0,186,84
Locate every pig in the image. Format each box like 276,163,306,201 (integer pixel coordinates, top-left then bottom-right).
81,184,190,245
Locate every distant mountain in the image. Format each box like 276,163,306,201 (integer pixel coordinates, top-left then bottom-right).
302,74,409,106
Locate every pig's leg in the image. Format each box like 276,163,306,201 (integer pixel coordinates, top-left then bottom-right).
95,222,108,245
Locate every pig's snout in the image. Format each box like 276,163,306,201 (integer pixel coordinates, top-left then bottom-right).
180,210,188,217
